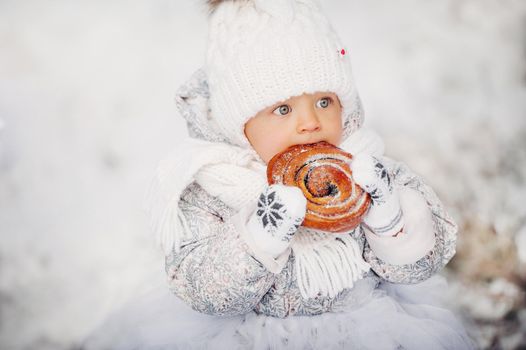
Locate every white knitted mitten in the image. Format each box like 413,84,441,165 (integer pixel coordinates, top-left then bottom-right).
246,184,307,257
351,154,404,236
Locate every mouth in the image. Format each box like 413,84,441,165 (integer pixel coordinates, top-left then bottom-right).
294,140,335,148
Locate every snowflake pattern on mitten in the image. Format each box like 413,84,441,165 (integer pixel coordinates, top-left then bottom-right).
253,186,305,243
256,190,286,232
361,156,394,206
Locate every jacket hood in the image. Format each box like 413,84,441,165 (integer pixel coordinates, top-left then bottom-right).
174,68,232,145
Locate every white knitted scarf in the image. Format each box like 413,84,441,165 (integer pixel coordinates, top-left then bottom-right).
145,128,384,299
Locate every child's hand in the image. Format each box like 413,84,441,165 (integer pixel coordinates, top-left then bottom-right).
246,184,307,257
350,154,404,236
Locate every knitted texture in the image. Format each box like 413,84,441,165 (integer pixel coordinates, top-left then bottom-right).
205,0,364,147
144,128,383,298
246,184,307,258
352,154,405,236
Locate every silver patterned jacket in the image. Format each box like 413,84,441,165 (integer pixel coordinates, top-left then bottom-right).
164,70,458,318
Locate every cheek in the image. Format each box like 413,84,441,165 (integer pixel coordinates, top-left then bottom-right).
258,128,291,162
245,119,291,162
323,112,344,145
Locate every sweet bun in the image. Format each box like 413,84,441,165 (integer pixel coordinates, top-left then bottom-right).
267,141,370,232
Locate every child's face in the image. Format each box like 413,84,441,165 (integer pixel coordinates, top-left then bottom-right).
244,92,343,164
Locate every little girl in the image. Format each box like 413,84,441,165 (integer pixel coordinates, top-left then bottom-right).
83,0,477,348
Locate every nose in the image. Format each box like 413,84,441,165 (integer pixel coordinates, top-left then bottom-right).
296,108,321,134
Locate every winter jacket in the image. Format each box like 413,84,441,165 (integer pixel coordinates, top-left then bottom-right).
163,69,458,318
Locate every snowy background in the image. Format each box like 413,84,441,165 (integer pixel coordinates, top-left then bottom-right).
1,0,525,349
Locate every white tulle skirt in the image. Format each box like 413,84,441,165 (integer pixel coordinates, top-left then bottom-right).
81,275,477,350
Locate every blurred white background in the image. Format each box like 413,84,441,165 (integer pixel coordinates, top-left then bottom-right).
1,0,525,349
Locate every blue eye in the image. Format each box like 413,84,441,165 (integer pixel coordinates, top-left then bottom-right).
272,104,291,116
316,97,332,108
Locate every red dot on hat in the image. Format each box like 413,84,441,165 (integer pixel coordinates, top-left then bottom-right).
340,49,346,55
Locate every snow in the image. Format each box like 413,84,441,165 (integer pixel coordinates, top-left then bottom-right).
1,0,525,348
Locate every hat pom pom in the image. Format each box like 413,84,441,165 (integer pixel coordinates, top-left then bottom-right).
207,0,240,12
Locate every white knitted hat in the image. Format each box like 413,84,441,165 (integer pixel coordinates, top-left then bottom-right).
205,0,364,148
